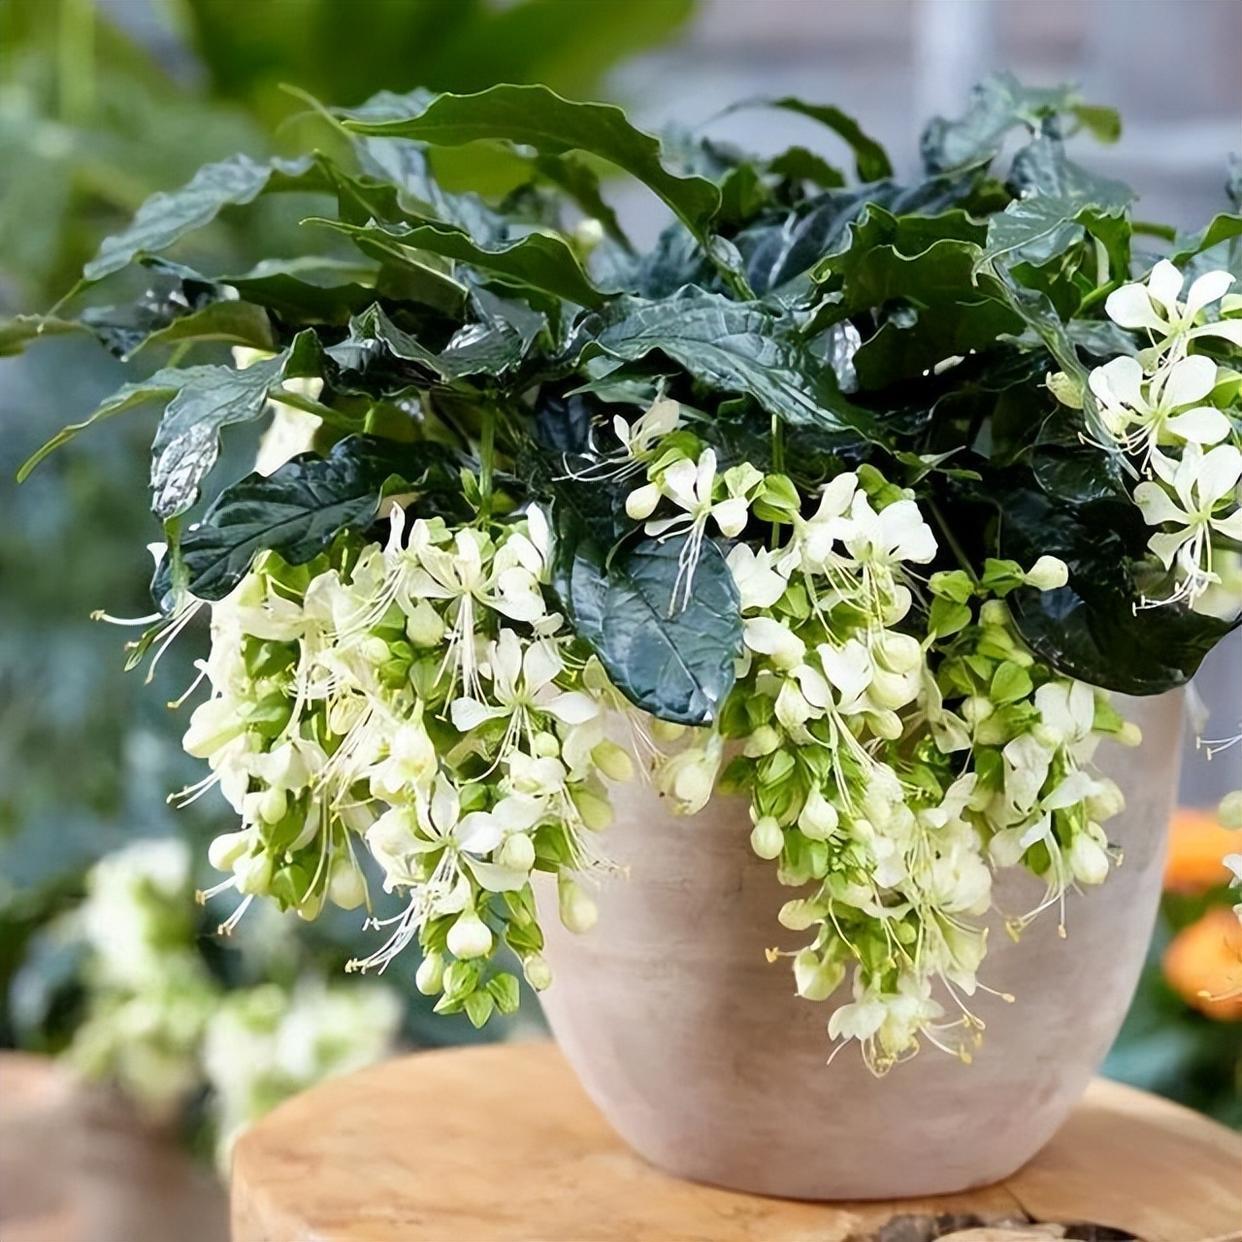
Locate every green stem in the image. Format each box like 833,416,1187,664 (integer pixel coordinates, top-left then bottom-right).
1131,220,1178,242
269,386,357,431
928,500,978,584
769,413,785,549
479,404,497,518
57,0,95,125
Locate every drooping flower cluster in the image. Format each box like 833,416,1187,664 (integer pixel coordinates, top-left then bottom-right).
648,465,1134,1070
1072,261,1242,611
184,506,637,1026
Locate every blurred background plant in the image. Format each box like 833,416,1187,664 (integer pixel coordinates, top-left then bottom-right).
0,0,696,1195
1,12,1239,1232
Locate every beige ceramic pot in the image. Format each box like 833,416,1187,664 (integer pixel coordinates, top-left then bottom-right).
539,692,1183,1200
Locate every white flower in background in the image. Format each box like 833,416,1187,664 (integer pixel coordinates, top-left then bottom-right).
613,396,680,460
1134,443,1242,602
726,543,789,611
1105,261,1242,356
841,491,938,571
234,346,325,476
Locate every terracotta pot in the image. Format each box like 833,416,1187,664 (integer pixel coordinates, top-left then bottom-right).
539,692,1183,1200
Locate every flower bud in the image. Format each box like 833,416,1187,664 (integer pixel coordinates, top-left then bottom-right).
1220,790,1242,830
447,909,493,959
625,482,661,521
874,631,922,675
962,695,994,725
499,832,536,873
235,851,273,896
867,709,904,741
208,830,251,872
979,600,1009,628
798,787,839,840
1069,833,1110,886
868,667,918,711
533,730,561,758
416,952,445,996
1025,556,1070,592
523,954,553,991
1116,722,1143,748
793,949,845,1001
591,740,634,783
650,719,686,744
405,600,446,648
571,785,613,831
328,860,366,910
1086,778,1125,822
1046,369,1084,409
258,785,288,825
743,725,780,758
750,816,784,860
558,878,598,933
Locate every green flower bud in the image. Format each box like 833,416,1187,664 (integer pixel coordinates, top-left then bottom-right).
743,724,781,758
523,954,554,991
499,832,536,872
1220,790,1242,830
1069,832,1110,886
328,860,366,910
447,910,493,960
798,787,839,840
571,786,613,831
651,719,687,744
1046,369,1084,409
1116,722,1143,748
750,816,784,860
258,785,288,825
405,600,446,648
979,600,1010,627
416,952,445,996
591,740,634,783
874,630,923,674
962,695,994,725
533,731,561,759
793,949,846,1001
558,878,598,934
235,851,273,896
1086,778,1125,822
778,898,824,931
867,709,903,741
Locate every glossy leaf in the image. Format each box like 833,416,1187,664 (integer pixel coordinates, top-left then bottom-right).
164,435,456,601
756,97,893,182
562,531,741,725
340,84,720,241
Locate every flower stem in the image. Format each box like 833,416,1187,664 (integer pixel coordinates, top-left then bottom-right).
479,404,497,517
929,500,978,584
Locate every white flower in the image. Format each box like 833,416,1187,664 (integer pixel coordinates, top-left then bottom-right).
1105,261,1242,355
1034,680,1101,764
1088,353,1228,457
742,616,806,670
990,768,1102,868
450,629,598,740
1223,851,1242,917
613,396,680,459
1024,555,1070,591
797,471,858,570
842,492,938,568
726,543,789,611
1134,443,1242,601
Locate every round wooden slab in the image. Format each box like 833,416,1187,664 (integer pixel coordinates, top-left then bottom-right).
231,1042,1242,1242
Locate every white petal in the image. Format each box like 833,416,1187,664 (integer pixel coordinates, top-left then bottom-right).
1213,508,1242,542
813,471,858,520
1043,770,1100,811
522,639,562,694
1089,355,1144,409
695,448,718,499
711,496,749,537
1105,283,1166,331
543,690,599,725
430,776,459,836
1184,269,1234,318
1133,480,1188,527
1148,529,1191,568
1197,444,1242,505
1159,355,1217,411
1165,406,1231,445
450,697,505,732
467,859,529,893
1147,261,1185,315
455,811,502,855
1190,319,1242,347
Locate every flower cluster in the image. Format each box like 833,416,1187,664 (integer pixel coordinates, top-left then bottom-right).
655,467,1134,1070
185,506,637,1026
64,839,399,1161
1066,261,1242,612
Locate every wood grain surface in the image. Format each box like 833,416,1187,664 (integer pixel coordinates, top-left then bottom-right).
231,1042,1242,1242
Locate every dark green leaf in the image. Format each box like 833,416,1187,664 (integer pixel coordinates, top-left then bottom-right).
83,155,329,282
921,72,1114,174
164,435,457,602
574,289,880,441
312,215,603,309
125,300,275,355
563,531,741,725
753,97,893,181
0,314,85,357
767,146,846,190
340,84,720,241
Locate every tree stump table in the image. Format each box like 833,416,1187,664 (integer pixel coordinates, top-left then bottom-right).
232,1043,1242,1242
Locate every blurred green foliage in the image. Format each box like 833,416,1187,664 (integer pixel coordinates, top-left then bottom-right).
0,0,693,1049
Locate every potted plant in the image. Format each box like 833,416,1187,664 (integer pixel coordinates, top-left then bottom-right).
13,74,1242,1198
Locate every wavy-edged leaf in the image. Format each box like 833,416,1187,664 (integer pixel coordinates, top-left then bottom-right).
84,155,329,282
0,314,86,357
164,435,459,602
562,531,741,724
121,300,275,356
312,215,603,309
921,72,1117,174
574,289,880,441
340,84,720,241
754,97,893,182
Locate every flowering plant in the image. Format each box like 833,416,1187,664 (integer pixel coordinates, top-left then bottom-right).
14,75,1242,1072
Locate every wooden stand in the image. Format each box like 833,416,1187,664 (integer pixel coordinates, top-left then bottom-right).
232,1043,1242,1242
